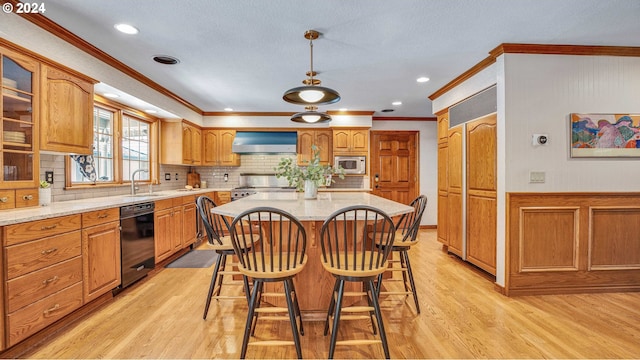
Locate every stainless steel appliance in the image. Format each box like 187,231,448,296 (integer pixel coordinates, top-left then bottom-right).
119,202,155,289
231,173,296,201
334,155,366,174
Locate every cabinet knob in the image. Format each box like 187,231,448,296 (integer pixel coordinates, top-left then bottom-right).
22,194,34,200
0,197,7,203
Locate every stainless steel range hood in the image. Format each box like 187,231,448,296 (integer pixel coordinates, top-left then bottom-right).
232,131,297,154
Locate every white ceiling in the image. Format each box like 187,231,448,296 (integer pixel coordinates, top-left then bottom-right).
40,0,640,118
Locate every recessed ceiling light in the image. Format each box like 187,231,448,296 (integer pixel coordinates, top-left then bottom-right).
417,77,430,83
153,55,180,65
224,108,233,112
338,108,347,112
381,109,395,113
103,93,119,98
392,101,402,106
114,23,139,35
145,109,157,114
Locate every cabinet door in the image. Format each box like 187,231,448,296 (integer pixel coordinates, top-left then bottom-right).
40,65,93,154
182,125,194,164
154,208,174,263
82,221,121,302
218,129,239,166
297,130,315,165
1,49,39,190
202,129,219,165
191,127,202,165
182,202,197,247
350,130,369,154
315,130,333,165
332,129,351,153
171,206,183,250
447,125,463,256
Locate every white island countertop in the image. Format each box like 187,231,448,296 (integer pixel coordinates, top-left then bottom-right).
211,192,413,221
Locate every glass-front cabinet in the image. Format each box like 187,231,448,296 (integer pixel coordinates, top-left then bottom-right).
1,47,39,208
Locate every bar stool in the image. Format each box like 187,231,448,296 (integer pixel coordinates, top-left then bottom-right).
229,207,308,359
319,205,396,359
196,196,256,320
375,195,428,314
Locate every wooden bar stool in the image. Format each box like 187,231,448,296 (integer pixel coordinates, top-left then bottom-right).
229,207,308,359
196,196,257,320
375,195,428,314
319,205,396,359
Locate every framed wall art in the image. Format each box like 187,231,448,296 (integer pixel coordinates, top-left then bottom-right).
570,113,640,158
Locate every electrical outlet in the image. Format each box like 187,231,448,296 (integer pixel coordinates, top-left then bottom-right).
530,171,546,183
175,173,179,180
45,171,54,184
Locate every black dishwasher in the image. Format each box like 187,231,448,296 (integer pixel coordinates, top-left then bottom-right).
119,202,155,289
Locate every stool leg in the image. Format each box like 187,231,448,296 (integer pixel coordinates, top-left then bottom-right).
328,279,345,359
250,281,263,336
214,254,228,297
368,279,390,359
288,279,304,336
284,279,303,359
365,283,377,335
324,280,340,336
399,251,410,293
403,250,420,314
241,279,262,359
242,275,251,304
203,252,224,320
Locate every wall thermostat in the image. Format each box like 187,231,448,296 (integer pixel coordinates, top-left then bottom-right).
532,134,549,146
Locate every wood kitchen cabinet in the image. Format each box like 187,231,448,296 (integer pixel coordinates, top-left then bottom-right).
81,208,121,303
297,129,332,165
202,129,240,166
160,120,202,165
332,128,369,155
2,214,83,347
39,64,95,154
154,196,197,263
1,46,39,206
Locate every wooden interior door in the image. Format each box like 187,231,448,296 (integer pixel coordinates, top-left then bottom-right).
370,131,418,205
466,114,497,275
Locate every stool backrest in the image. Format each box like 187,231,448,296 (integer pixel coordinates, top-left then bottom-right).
395,195,428,243
320,205,395,273
196,195,229,246
230,207,307,275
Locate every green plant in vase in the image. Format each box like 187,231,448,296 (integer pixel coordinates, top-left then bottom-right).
275,145,344,198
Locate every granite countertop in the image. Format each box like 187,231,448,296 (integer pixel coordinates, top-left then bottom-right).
0,188,232,227
211,192,413,221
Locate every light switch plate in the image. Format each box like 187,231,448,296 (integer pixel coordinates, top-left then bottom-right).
530,171,546,183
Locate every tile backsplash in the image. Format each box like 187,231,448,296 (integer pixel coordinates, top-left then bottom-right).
41,153,367,203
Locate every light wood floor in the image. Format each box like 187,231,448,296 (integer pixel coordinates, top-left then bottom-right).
21,230,640,359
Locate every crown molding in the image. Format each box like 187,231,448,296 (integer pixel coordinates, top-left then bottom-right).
429,43,640,101
204,110,375,117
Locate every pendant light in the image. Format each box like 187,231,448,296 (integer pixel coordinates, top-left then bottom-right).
283,30,341,106
290,105,332,124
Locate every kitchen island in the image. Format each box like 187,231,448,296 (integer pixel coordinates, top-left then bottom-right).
211,191,414,318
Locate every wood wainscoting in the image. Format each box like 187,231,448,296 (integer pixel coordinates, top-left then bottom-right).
507,192,640,296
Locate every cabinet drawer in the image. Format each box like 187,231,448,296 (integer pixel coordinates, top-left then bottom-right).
0,189,16,210
7,282,83,347
5,231,82,279
6,257,82,313
15,188,39,208
4,214,82,246
154,198,173,211
82,208,119,228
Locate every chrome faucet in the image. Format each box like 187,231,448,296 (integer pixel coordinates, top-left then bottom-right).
131,169,149,195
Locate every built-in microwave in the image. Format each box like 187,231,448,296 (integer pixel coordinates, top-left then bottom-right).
334,156,366,174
